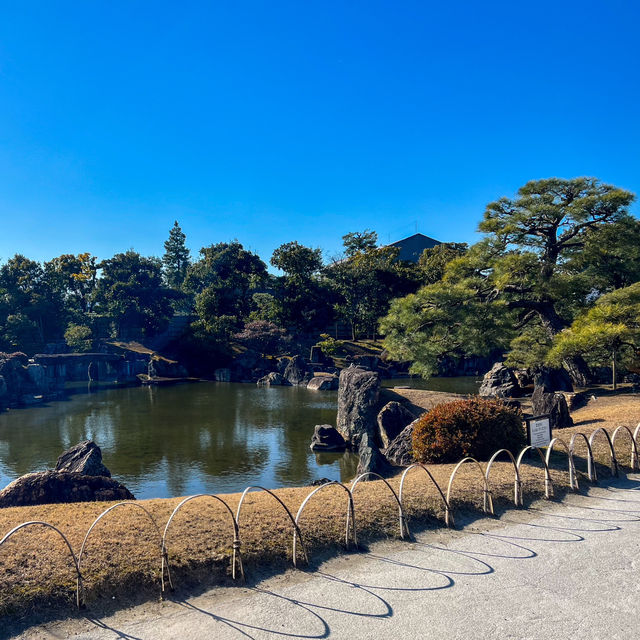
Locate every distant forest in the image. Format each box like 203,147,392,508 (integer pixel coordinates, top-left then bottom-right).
2,177,639,385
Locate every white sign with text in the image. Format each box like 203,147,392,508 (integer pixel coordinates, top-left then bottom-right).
528,416,551,448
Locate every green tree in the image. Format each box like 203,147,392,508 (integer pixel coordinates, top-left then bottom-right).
95,250,174,338
548,283,640,389
327,231,420,340
184,241,267,332
44,252,97,315
418,242,468,285
0,254,66,349
162,221,191,289
64,323,93,352
382,178,636,383
568,214,640,291
342,230,378,257
270,241,329,332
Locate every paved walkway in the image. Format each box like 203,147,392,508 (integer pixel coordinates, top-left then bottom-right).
14,476,640,640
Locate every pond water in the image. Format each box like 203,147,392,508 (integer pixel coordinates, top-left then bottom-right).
0,376,477,500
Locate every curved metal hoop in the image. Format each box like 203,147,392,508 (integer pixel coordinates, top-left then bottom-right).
446,457,493,527
349,472,408,540
293,481,356,565
545,437,579,491
236,486,308,567
398,463,453,528
634,423,640,466
611,426,639,472
78,502,163,601
589,428,618,477
162,494,243,593
0,521,84,608
516,446,554,499
569,432,597,483
485,449,522,507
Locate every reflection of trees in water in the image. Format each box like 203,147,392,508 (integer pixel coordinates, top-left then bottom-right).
0,383,340,496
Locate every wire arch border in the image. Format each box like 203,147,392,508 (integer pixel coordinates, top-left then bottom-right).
0,520,84,608
398,462,453,529
78,502,163,602
446,457,493,527
161,493,243,594
349,472,409,540
516,445,554,499
236,485,308,568
293,481,357,566
485,449,522,507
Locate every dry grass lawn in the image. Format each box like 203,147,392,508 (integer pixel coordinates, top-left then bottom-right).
0,392,638,625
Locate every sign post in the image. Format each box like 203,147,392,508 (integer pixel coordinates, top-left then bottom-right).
525,415,552,448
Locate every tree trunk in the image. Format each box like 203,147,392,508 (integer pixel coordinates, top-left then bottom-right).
612,349,617,390
563,355,591,388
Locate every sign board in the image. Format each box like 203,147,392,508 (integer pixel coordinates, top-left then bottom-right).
526,415,552,448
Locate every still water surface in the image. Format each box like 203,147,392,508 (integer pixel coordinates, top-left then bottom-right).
0,377,477,499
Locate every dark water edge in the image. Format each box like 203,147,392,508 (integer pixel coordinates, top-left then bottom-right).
0,376,478,500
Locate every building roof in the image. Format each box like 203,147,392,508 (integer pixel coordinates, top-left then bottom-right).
386,233,441,263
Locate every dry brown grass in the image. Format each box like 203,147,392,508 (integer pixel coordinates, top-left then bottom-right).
0,393,638,625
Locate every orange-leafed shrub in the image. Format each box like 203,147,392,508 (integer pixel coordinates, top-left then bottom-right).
412,397,526,464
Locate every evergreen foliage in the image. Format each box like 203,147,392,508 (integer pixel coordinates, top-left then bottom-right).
162,221,191,289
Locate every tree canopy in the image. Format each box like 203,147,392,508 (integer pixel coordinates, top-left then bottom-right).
382,178,636,382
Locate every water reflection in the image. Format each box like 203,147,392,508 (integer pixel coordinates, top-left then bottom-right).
0,382,356,499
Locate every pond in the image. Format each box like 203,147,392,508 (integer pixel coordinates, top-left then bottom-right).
0,376,478,500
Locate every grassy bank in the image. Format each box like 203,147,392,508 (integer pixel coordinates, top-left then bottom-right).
0,393,638,627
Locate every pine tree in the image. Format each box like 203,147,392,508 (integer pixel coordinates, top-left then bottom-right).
162,221,191,289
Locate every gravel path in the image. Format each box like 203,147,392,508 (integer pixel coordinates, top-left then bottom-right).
13,475,640,640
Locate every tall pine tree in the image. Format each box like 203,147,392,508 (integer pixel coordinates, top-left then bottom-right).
162,221,191,289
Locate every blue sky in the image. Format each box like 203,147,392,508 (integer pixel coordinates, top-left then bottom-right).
0,1,638,267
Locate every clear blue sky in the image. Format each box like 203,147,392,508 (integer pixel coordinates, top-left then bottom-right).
0,1,638,266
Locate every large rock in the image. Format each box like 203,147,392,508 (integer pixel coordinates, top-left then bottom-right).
310,425,346,452
384,417,421,466
283,355,309,386
0,471,134,507
55,440,111,477
533,368,573,393
479,362,520,398
256,372,289,387
376,401,416,449
531,387,574,429
355,432,394,478
336,366,380,447
352,355,380,371
307,375,339,391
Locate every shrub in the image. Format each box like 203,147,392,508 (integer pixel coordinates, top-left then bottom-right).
316,333,344,356
412,396,526,464
64,323,93,352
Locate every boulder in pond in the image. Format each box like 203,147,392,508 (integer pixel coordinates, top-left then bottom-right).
307,375,339,391
0,471,134,507
310,425,346,452
256,372,289,387
283,355,309,386
478,362,520,398
376,401,416,449
55,440,111,477
355,432,394,479
336,366,380,448
384,416,423,467
352,355,380,371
